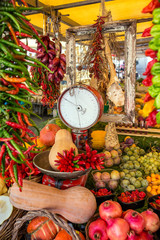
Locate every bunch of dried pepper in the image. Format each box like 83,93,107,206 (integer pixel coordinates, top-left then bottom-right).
0,0,52,190
30,35,66,107
141,0,160,126
55,142,105,172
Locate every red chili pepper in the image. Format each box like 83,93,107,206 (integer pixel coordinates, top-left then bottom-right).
7,22,19,46
25,160,35,175
20,0,28,7
142,26,152,37
143,59,157,76
23,144,36,155
6,82,19,95
18,39,40,53
23,113,32,126
21,14,39,36
142,74,153,86
145,49,157,58
17,112,26,138
16,83,37,94
9,160,16,183
0,138,13,142
11,0,16,7
15,32,32,38
5,121,36,136
144,92,153,102
0,145,6,166
142,0,160,13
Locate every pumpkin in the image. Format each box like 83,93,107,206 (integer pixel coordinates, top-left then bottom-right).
49,129,78,170
91,130,106,150
9,179,97,224
54,229,72,240
54,229,86,240
27,216,61,240
39,124,61,147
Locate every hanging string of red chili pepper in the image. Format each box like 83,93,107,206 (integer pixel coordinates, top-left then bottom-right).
141,0,160,127
0,0,51,190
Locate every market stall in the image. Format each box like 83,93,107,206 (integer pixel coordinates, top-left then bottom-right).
0,0,160,239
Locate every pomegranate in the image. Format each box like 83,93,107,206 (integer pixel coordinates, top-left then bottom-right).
99,200,122,221
141,209,160,233
122,209,134,218
127,230,138,240
88,218,108,240
124,211,145,234
107,217,130,240
137,231,154,240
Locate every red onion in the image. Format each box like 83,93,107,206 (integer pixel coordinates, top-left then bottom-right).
88,218,108,240
107,217,130,240
60,53,66,62
127,230,138,240
124,211,145,234
137,231,154,240
99,200,122,221
141,209,160,233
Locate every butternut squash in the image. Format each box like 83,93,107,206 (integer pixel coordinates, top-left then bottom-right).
9,180,97,224
49,129,78,170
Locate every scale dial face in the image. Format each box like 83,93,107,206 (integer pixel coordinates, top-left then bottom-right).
57,85,104,130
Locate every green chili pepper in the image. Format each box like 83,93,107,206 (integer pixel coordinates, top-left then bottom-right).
0,11,21,33
1,152,6,177
0,24,6,37
13,164,18,183
0,43,13,60
0,39,23,50
11,129,26,146
0,107,9,120
5,94,32,107
12,48,26,56
154,93,160,108
14,12,31,21
0,16,8,23
148,85,160,98
7,106,30,116
0,69,24,77
0,58,24,71
11,112,19,124
3,129,25,159
26,56,53,72
5,144,24,164
151,62,160,75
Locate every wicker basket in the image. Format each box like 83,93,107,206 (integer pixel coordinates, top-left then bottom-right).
0,208,26,240
12,209,81,240
85,213,99,240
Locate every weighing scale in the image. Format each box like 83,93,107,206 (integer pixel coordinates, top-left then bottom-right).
57,84,104,148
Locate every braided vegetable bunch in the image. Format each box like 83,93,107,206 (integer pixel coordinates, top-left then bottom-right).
0,0,52,190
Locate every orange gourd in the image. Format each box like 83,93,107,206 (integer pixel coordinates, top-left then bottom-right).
40,124,61,147
9,180,97,224
49,129,78,170
27,216,60,240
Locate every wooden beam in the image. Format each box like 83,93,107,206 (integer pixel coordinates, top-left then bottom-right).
23,0,80,27
54,0,113,10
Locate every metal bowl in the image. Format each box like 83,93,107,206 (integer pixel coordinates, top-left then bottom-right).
33,150,91,180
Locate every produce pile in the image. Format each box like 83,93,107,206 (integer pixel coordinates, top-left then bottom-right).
30,35,66,107
141,0,160,127
146,173,160,195
0,0,51,189
88,200,160,240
